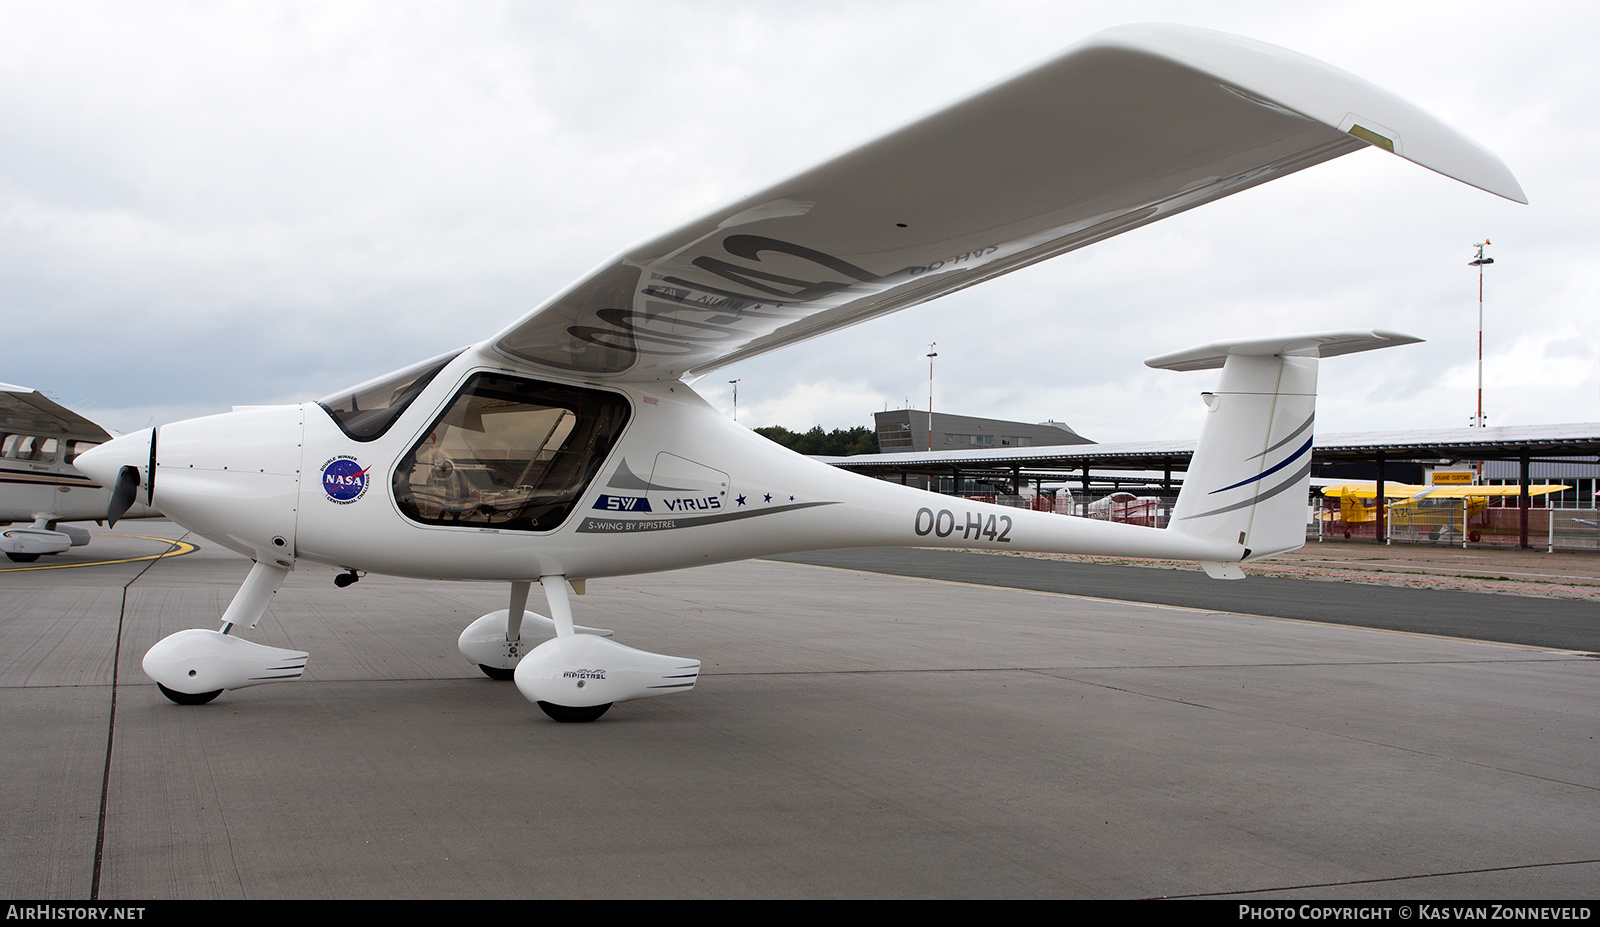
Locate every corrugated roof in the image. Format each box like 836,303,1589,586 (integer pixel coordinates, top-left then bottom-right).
819,423,1600,473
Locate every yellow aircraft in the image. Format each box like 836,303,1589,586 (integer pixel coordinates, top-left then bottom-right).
1320,482,1569,540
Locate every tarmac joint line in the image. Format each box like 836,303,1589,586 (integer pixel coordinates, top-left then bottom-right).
1166,856,1600,899
91,530,195,901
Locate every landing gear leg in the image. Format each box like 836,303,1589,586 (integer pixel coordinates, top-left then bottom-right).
477,581,529,681
217,560,290,636
541,574,576,639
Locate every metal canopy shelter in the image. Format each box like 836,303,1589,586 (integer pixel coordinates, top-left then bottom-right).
818,423,1600,549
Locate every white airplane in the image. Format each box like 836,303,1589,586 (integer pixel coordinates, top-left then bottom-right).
0,383,159,562
74,24,1524,720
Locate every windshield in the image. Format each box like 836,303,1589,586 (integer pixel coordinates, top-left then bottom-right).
318,349,465,442
392,373,631,532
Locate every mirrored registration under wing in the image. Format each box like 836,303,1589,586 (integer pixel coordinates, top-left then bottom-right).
489,23,1525,384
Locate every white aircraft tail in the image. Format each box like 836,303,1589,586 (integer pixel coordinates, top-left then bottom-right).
1149,331,1419,575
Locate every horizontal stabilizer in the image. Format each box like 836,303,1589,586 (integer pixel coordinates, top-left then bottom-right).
1144,330,1422,372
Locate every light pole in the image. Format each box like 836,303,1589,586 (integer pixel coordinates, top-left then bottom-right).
926,343,938,451
1468,240,1494,428
728,379,740,422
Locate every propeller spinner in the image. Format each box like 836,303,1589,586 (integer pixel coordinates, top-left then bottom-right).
79,426,155,528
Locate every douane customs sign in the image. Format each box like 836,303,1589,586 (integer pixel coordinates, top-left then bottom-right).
321,455,371,504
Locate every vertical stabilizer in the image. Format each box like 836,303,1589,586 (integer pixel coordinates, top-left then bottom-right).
1147,331,1420,564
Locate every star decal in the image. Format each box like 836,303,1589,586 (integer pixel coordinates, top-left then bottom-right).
763,493,772,503
735,494,747,506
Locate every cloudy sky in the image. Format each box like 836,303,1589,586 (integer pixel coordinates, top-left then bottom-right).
3,1,1594,444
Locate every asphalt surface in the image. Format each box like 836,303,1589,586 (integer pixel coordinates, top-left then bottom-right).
769,548,1600,652
3,522,1596,899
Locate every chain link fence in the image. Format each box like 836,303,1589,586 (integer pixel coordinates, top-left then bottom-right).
1312,497,1600,551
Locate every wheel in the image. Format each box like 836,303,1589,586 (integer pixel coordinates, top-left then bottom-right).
478,664,516,681
5,552,40,563
157,683,223,705
537,701,612,723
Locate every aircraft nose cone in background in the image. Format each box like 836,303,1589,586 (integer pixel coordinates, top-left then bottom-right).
78,406,308,563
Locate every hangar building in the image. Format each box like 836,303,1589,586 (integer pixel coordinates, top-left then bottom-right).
873,409,1094,453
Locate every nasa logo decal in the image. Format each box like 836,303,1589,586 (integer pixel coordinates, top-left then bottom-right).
320,455,371,504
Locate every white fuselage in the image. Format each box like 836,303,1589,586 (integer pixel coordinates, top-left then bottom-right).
117,344,1241,583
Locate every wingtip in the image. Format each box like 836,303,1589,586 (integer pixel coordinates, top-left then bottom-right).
1094,23,1530,208
1396,146,1528,206
1499,181,1530,206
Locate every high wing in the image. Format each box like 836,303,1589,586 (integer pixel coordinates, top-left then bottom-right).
0,382,114,445
489,23,1525,383
1323,484,1570,500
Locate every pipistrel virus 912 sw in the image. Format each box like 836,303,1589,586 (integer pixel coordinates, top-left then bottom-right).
76,25,1525,721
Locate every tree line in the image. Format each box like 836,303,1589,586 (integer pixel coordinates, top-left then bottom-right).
752,425,879,456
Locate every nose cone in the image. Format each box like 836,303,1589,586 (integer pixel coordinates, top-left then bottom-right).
74,428,154,499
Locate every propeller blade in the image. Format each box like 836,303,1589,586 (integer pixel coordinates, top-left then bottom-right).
108,465,140,528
